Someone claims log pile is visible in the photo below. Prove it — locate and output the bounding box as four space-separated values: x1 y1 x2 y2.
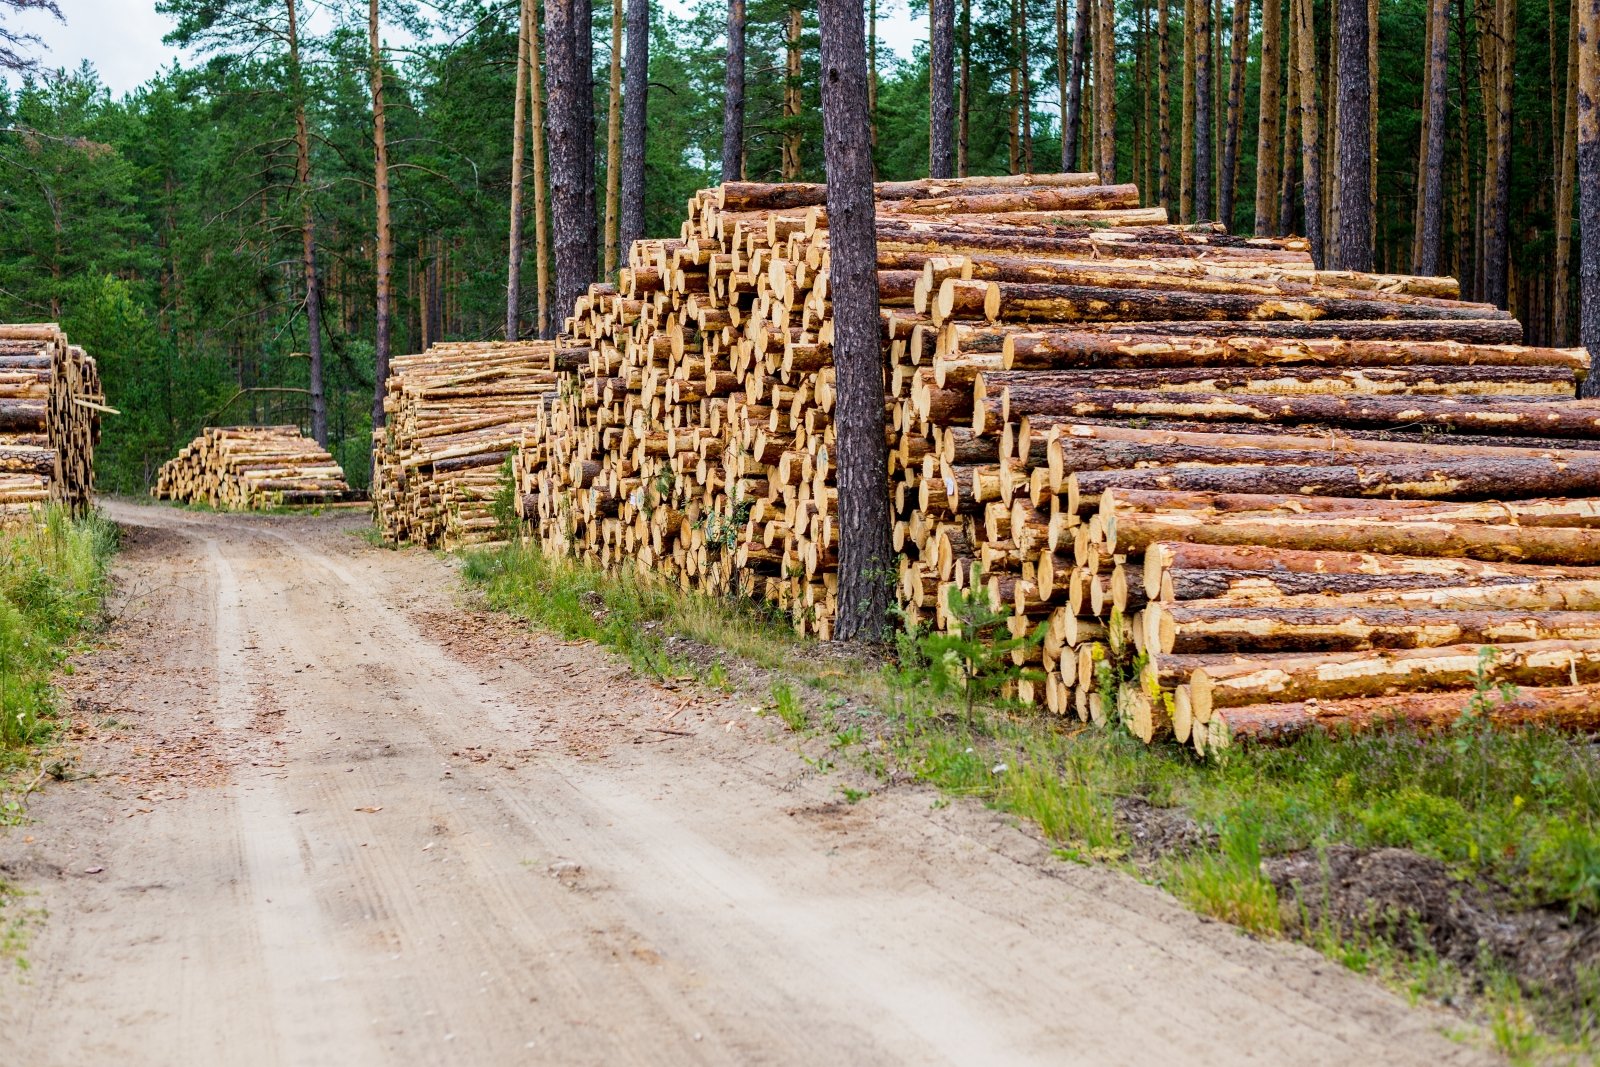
152 426 350 509
0 324 103 516
373 340 571 549
508 174 1600 750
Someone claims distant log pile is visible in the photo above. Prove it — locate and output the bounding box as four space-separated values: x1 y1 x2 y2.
373 340 570 549
153 426 350 509
503 174 1600 750
0 324 104 516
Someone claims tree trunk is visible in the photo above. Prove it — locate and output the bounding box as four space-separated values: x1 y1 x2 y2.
577 0 595 267
931 0 956 177
869 0 879 154
529 4 551 337
545 0 598 326
784 5 803 180
1069 0 1092 171
816 0 893 641
1181 0 1196 219
1483 0 1516 308
370 0 392 433
1158 0 1173 208
1291 0 1325 263
1253 0 1282 235
1219 0 1249 230
1579 0 1600 395
507 0 531 340
1010 0 1022 173
1333 0 1372 270
1555 10 1578 343
1278 0 1300 233
1058 0 1074 171
1021 0 1033 173
620 0 648 253
285 0 326 446
721 0 745 182
1096 0 1118 179
604 0 623 275
1190 0 1212 223
960 0 972 175
1412 0 1448 275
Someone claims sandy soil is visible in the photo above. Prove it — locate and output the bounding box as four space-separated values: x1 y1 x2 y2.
0 503 1496 1066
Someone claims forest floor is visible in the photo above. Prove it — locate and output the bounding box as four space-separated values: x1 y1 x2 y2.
0 503 1496 1066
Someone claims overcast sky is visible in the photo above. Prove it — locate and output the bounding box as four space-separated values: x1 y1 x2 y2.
5 0 927 97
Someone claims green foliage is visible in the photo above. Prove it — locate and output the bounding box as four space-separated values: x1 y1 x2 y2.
769 680 806 732
0 508 116 748
1164 814 1282 935
491 451 519 542
893 567 1043 722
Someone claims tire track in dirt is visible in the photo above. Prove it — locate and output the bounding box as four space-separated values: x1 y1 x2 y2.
0 504 1497 1066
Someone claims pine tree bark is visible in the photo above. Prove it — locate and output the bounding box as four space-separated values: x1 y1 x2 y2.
1483 0 1516 308
1278 0 1300 233
620 0 648 253
370 0 392 432
1554 8 1578 343
285 0 327 445
1580 0 1600 395
816 0 893 641
577 0 595 264
960 0 973 174
1254 0 1283 234
931 0 956 177
1333 0 1373 270
507 0 531 340
545 0 598 326
721 0 745 181
1181 0 1195 218
1219 0 1249 230
784 6 803 179
1058 0 1073 170
1069 0 1092 170
1158 0 1173 208
529 5 551 337
604 0 623 275
1412 0 1448 275
1010 0 1022 173
1291 0 1325 263
1192 0 1213 219
1096 0 1118 178
1021 0 1033 172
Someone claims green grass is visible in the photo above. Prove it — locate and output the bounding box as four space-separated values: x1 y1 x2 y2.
0 508 118 752
461 543 1600 1055
461 542 799 679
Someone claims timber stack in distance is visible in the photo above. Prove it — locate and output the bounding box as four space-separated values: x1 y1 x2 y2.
372 340 576 549
153 426 350 509
0 323 103 516
502 173 1600 750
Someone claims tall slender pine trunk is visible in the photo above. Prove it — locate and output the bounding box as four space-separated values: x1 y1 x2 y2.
370 0 392 436
1254 0 1283 233
507 0 531 340
722 0 745 181
620 0 648 253
960 0 972 174
1292 0 1325 263
1578 0 1600 395
604 0 623 275
1333 0 1373 270
1096 0 1117 178
1158 0 1173 207
931 0 956 177
545 0 598 325
1219 0 1249 229
529 4 551 337
1192 0 1213 218
285 0 327 445
815 0 892 641
1068 0 1091 170
1554 6 1578 343
783 6 803 179
1413 0 1449 275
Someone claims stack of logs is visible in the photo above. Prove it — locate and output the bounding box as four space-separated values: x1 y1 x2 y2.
153 426 350 508
373 340 575 549
511 174 1600 749
0 324 103 516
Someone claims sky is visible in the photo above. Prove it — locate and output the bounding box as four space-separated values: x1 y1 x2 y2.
5 0 928 97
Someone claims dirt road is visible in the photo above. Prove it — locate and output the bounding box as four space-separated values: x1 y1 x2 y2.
0 503 1492 1065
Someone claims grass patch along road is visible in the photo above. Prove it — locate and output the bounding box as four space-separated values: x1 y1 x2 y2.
464 541 1600 1062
